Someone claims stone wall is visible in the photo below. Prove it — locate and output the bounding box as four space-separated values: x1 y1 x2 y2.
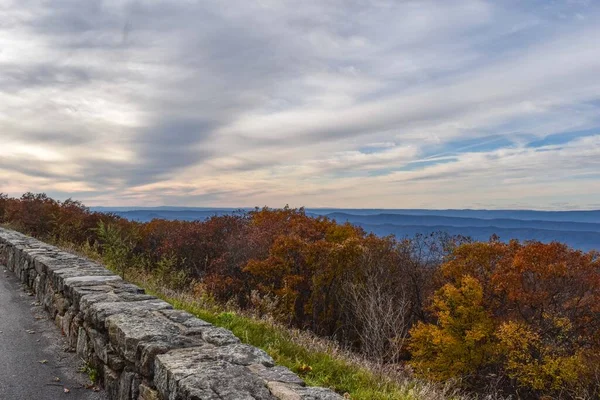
0 228 342 400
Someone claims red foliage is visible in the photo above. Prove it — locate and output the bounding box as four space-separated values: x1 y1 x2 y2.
6 193 598 397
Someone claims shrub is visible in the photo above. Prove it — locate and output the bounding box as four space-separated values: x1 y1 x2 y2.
410 240 600 397
408 275 498 382
95 220 137 279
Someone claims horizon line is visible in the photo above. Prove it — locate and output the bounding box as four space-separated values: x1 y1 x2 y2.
89 206 600 213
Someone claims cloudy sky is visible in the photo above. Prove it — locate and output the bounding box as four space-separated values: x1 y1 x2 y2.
1 0 599 209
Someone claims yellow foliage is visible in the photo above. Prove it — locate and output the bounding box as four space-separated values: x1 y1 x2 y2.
498 320 587 392
408 275 498 381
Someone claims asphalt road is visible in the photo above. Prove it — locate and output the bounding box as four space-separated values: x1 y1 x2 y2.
0 265 107 400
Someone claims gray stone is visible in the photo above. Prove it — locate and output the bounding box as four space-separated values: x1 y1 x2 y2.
267 382 303 400
207 343 275 367
155 352 277 400
200 326 241 346
106 311 209 378
117 371 138 400
137 338 206 378
85 299 172 328
293 387 344 399
103 366 120 400
106 312 181 364
76 326 92 361
248 364 305 386
159 309 213 330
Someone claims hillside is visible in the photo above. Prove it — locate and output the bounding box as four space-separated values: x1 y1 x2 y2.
3 194 600 399
96 207 600 252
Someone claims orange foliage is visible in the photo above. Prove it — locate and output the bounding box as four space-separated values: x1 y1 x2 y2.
411 239 600 397
3 193 598 398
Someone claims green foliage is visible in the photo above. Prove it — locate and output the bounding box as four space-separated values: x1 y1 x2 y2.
95 220 136 279
152 253 190 289
79 363 99 384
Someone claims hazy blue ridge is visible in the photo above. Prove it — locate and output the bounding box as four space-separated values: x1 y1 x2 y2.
93 207 600 223
326 213 600 232
105 209 248 222
355 223 600 252
311 209 600 223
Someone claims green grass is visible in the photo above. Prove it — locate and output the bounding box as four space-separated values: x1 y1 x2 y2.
79 363 99 384
146 289 420 400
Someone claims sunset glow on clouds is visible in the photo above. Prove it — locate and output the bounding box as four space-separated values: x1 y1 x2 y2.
1 0 599 209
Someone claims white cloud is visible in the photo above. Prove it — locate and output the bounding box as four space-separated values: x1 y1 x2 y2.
0 0 599 209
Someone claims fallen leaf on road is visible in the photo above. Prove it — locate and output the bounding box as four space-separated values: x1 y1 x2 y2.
39 359 48 364
54 377 61 382
84 383 100 392
26 329 36 334
63 387 70 393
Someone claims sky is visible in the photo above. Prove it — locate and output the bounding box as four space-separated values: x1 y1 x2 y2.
1 0 600 210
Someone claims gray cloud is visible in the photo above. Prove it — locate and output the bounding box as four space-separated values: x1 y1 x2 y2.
1 0 600 208
130 118 215 185
0 158 68 181
0 64 92 92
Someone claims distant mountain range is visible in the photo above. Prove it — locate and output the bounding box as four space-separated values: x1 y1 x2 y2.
91 207 600 252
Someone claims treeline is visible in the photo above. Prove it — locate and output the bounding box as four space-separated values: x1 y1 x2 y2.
1 192 599 399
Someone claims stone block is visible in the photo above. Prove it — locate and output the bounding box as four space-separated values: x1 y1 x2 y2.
248 364 305 386
77 326 92 361
205 343 275 367
200 326 241 346
267 382 302 400
84 299 172 328
155 352 276 400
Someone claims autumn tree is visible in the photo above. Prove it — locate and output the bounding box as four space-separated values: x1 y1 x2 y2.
4 192 60 237
411 239 600 397
345 235 412 362
0 193 8 223
409 275 498 382
491 242 600 396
